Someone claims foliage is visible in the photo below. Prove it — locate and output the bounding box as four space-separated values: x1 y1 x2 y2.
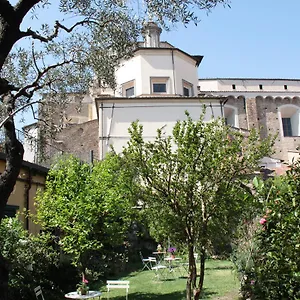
35 153 137 275
123 110 274 300
0 217 68 300
233 163 300 300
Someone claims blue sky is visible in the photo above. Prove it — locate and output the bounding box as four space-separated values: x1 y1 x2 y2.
14 0 300 128
161 0 300 79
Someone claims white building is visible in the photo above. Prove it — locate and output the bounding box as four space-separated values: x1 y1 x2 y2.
94 22 223 159
22 23 300 173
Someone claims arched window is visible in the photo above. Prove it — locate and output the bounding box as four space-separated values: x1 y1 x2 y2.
279 105 300 137
224 105 239 128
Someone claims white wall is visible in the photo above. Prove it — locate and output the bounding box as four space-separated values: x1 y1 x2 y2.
23 126 38 163
98 99 222 158
198 78 300 94
115 49 199 97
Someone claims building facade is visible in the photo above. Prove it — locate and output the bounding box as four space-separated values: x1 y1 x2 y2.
198 78 300 163
22 23 300 172
0 153 48 234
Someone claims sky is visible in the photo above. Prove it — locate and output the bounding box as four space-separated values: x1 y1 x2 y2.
13 0 300 129
161 0 300 79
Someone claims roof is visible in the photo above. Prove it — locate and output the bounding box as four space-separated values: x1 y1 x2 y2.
135 47 203 67
198 78 300 82
0 152 49 174
95 95 225 103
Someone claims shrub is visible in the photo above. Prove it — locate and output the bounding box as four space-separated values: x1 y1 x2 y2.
233 163 300 299
0 217 77 300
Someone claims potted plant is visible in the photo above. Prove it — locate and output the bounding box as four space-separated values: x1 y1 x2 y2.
77 273 89 295
168 247 176 259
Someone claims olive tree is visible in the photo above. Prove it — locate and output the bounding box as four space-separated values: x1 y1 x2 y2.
123 111 274 300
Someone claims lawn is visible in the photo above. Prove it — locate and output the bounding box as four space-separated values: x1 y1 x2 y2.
95 259 240 300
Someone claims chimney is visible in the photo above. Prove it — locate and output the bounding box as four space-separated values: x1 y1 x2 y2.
142 22 162 48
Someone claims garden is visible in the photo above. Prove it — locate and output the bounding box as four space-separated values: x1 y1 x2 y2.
1 114 299 300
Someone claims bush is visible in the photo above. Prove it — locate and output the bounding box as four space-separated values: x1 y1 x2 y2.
0 217 77 300
233 163 300 299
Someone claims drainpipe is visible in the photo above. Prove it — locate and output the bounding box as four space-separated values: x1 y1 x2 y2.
23 168 32 231
171 49 176 94
99 102 104 160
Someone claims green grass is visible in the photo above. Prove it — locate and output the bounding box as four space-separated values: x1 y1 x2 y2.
95 259 240 300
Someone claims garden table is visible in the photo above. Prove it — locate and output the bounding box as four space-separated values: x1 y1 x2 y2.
65 291 101 299
152 251 166 264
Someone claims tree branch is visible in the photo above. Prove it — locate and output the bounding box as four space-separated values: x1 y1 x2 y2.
13 58 74 98
20 19 102 43
0 100 40 129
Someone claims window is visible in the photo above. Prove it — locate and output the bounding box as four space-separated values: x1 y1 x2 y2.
151 77 169 94
284 84 288 90
282 118 292 136
259 84 263 90
183 87 190 96
182 80 193 97
279 105 300 137
122 80 135 97
232 84 236 90
224 105 239 127
125 86 134 97
4 205 19 217
153 83 166 93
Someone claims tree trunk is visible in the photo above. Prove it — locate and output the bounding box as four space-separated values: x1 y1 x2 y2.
0 254 8 300
195 246 206 300
0 94 24 300
186 243 197 300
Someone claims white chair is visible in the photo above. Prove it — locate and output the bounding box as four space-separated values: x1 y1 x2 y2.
151 264 168 280
139 252 152 270
148 256 157 268
34 286 45 300
106 280 129 300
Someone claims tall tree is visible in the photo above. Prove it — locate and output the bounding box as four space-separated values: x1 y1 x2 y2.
123 111 274 300
0 0 229 298
35 154 136 272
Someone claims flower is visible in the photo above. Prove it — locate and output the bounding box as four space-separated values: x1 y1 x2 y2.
167 247 176 254
259 218 267 225
77 273 89 295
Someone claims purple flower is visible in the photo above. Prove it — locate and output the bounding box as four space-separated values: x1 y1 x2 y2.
168 247 176 254
250 280 255 285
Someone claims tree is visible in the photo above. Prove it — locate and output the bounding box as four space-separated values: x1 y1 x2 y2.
123 111 274 300
35 154 137 273
0 0 229 297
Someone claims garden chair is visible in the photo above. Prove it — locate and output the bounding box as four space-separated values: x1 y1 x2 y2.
107 280 129 300
34 286 45 300
151 264 168 280
139 252 153 270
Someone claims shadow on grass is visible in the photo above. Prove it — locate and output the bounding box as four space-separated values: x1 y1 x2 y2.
103 289 217 300
205 265 233 270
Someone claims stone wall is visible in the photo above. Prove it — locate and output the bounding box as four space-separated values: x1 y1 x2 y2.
230 95 300 162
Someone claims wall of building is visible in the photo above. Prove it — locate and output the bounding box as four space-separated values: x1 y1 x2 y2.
115 49 198 97
0 157 48 234
97 97 223 158
225 95 300 163
199 79 300 93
